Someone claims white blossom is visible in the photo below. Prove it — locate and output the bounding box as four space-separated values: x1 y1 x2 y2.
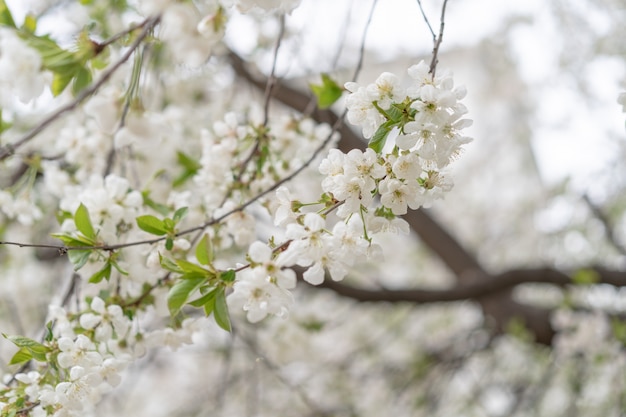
0 29 45 104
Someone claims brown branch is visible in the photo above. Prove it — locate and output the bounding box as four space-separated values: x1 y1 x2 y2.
306 266 626 345
311 267 626 303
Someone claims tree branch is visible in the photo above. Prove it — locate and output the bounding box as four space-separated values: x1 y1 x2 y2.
310 267 626 303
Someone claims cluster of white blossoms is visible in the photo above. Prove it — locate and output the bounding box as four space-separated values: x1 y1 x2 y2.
228 62 473 322
3 298 205 417
341 61 473 213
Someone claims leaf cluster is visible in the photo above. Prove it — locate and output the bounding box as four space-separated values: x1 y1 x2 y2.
159 236 234 332
369 99 416 153
136 206 188 250
0 0 108 96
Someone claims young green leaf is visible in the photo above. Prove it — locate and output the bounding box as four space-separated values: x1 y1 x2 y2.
176 259 211 275
165 238 174 251
74 203 96 240
72 66 92 95
136 215 168 235
21 13 37 33
159 254 184 274
68 249 91 271
386 103 404 123
89 262 112 283
310 73 343 109
220 269 236 283
368 124 392 153
9 348 32 365
167 276 206 316
203 295 217 317
111 259 129 275
213 288 232 332
51 233 95 247
141 190 170 216
173 151 201 187
51 70 75 97
0 0 16 28
3 334 50 362
173 206 188 224
189 287 217 308
195 233 213 266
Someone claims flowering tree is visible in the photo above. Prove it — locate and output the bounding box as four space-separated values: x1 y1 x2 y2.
0 0 625 416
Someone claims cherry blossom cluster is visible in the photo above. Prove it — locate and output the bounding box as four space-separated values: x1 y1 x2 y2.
1 299 205 417
228 63 472 323
342 61 473 214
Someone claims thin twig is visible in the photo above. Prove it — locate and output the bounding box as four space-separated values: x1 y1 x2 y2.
331 0 355 69
429 0 449 76
231 13 287 188
352 0 379 82
263 13 286 127
0 15 160 161
583 194 626 257
416 0 436 40
99 19 153 49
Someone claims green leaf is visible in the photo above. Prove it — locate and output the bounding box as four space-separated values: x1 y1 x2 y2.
68 249 91 271
213 288 231 332
51 70 75 96
165 238 174 251
310 73 343 109
89 262 111 283
189 287 217 307
72 66 92 95
111 259 129 275
9 348 32 365
179 271 209 281
136 215 168 235
173 151 201 187
195 233 213 266
142 191 170 216
173 206 188 224
0 0 16 28
386 103 404 123
74 203 96 240
20 32 96 97
572 268 600 285
50 233 94 247
159 254 184 274
21 13 36 33
3 334 49 362
220 269 236 283
203 294 217 316
44 321 54 342
176 259 210 275
163 217 175 231
167 276 206 316
368 124 391 153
